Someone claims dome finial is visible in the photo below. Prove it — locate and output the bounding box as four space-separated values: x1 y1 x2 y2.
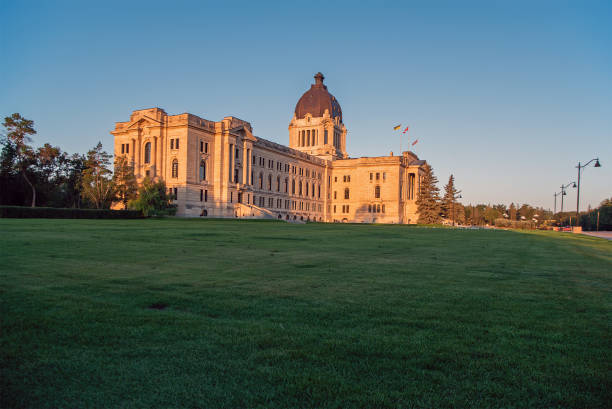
314 72 324 85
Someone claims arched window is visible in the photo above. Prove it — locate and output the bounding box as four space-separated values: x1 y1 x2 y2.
199 161 206 181
259 173 263 189
292 179 295 194
268 174 272 190
144 142 151 164
375 185 380 198
344 188 350 199
171 160 178 178
277 176 281 192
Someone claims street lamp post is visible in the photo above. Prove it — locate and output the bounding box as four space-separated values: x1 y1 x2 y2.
575 158 601 227
553 191 561 215
451 191 462 226
559 181 576 214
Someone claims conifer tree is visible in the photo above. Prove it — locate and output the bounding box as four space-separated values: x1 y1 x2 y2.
81 142 115 209
2 113 37 207
113 155 137 209
441 174 459 221
416 164 441 224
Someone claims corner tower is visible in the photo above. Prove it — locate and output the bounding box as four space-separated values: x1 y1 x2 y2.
289 73 348 160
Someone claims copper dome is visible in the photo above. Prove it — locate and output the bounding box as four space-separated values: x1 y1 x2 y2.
294 73 342 122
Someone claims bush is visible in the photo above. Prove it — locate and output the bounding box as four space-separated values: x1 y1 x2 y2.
494 218 536 229
128 178 176 217
0 206 143 219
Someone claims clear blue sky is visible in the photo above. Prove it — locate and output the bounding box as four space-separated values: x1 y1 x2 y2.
1 0 610 210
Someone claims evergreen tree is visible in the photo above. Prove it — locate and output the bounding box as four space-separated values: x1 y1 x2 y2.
113 155 137 209
2 113 37 206
81 142 115 209
416 164 441 224
441 174 459 223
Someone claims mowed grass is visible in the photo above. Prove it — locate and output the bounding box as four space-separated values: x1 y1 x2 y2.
0 219 610 409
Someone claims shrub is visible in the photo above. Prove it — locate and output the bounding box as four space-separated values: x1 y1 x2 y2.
0 206 143 219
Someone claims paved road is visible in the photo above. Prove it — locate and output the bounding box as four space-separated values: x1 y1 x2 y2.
581 231 612 240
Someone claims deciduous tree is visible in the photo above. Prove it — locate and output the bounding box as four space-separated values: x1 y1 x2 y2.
128 178 176 217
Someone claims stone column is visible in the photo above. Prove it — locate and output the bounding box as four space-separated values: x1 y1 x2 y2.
155 136 162 179
135 137 141 178
130 139 136 166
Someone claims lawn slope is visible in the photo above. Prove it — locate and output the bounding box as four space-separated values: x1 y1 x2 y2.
1 219 610 408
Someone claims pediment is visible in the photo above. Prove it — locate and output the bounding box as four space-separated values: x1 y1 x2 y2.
230 124 257 142
125 115 162 129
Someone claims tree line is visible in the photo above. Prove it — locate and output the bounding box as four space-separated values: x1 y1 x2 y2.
1 113 174 216
415 164 608 230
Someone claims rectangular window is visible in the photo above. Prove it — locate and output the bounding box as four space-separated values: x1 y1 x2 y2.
376 172 380 180
176 139 179 149
370 173 373 181
200 141 204 153
253 155 256 165
205 190 208 202
230 192 233 203
334 191 337 199
121 144 125 154
205 142 208 153
333 205 336 213
173 187 178 199
200 189 203 202
170 139 174 149
126 144 129 154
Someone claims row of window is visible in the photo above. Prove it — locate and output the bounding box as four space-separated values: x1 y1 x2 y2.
369 204 386 213
252 154 321 180
120 143 130 154
333 205 350 214
170 138 180 150
329 186 381 200
253 173 321 198
200 141 209 154
252 195 322 212
370 172 386 181
298 129 320 147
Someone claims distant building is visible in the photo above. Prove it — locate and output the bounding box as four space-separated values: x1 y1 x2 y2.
111 73 426 223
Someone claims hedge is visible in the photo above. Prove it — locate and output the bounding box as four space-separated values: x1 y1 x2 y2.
0 206 143 219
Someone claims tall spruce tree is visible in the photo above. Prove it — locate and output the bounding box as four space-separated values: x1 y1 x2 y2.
441 174 459 222
416 164 441 224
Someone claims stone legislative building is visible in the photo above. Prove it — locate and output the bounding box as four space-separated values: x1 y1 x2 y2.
111 73 426 223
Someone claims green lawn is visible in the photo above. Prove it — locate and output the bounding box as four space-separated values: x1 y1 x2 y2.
0 219 610 408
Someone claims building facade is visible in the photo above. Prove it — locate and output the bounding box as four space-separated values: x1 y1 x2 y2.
111 73 426 223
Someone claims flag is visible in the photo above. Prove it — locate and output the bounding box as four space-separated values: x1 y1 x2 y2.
393 124 401 130
402 126 409 134
412 139 418 146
